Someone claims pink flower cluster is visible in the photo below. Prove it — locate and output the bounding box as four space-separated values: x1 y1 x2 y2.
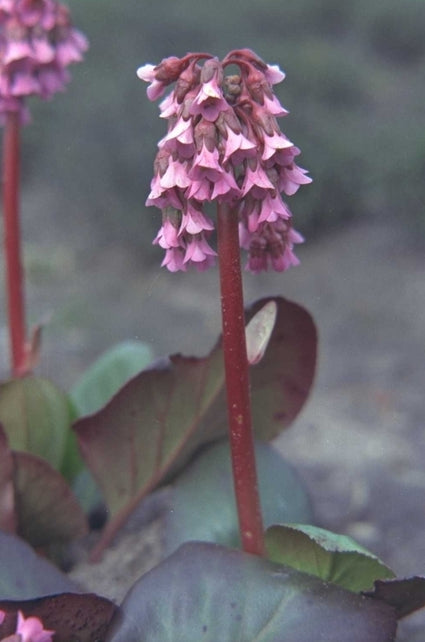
0 0 88 123
0 609 54 642
138 49 311 273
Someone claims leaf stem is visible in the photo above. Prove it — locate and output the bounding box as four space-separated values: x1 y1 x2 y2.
2 111 27 377
216 201 265 556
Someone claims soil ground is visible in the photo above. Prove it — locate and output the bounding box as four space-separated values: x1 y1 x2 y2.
1 211 424 640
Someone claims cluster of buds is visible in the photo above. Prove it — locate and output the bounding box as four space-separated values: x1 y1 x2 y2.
138 49 311 273
0 609 54 641
0 0 88 123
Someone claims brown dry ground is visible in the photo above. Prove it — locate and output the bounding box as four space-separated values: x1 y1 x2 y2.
1 212 424 640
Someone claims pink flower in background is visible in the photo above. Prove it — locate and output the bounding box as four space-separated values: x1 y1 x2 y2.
0 0 88 123
138 49 311 273
14 611 54 642
0 610 54 642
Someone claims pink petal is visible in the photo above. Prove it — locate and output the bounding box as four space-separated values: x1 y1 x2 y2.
161 247 187 272
136 63 156 82
265 64 286 85
242 164 275 195
4 40 32 64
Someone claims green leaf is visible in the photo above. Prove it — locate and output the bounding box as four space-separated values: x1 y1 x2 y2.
73 297 316 518
0 377 71 471
0 425 16 533
107 542 397 641
164 440 313 555
0 531 77 599
70 340 154 416
12 450 88 549
0 594 116 642
265 524 395 592
72 467 103 514
59 415 85 482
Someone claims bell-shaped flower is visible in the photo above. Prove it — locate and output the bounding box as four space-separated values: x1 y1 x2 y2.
139 49 311 273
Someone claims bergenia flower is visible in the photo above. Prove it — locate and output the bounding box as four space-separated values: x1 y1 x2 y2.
138 49 311 273
0 0 88 123
14 611 54 642
0 610 54 642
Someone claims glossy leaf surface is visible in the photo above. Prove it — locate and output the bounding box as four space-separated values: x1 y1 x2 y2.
107 542 397 641
74 297 316 517
266 524 395 592
164 440 313 555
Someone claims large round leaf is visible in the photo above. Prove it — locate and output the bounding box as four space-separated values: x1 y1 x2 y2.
164 440 313 555
107 542 397 641
73 297 316 522
0 377 71 471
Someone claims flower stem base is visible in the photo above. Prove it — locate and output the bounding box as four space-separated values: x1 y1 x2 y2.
216 201 265 556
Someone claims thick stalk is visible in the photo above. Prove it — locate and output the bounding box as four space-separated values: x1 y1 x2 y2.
2 111 26 377
216 201 264 556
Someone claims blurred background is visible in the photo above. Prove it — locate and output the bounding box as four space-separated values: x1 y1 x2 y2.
0 0 423 382
24 0 425 249
1 2 425 636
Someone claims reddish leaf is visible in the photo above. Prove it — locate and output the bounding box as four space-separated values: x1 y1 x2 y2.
12 452 88 548
0 425 17 533
0 593 117 642
73 297 316 520
365 576 425 619
248 297 317 430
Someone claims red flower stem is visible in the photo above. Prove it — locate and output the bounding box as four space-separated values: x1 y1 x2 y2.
216 201 265 556
2 111 26 377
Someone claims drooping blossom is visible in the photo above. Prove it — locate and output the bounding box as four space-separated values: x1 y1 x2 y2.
138 49 311 273
0 0 88 123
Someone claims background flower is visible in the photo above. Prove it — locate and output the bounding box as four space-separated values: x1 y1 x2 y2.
0 0 88 123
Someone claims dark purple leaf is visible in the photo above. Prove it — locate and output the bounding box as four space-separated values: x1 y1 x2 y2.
12 451 88 548
73 297 316 519
365 576 425 619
